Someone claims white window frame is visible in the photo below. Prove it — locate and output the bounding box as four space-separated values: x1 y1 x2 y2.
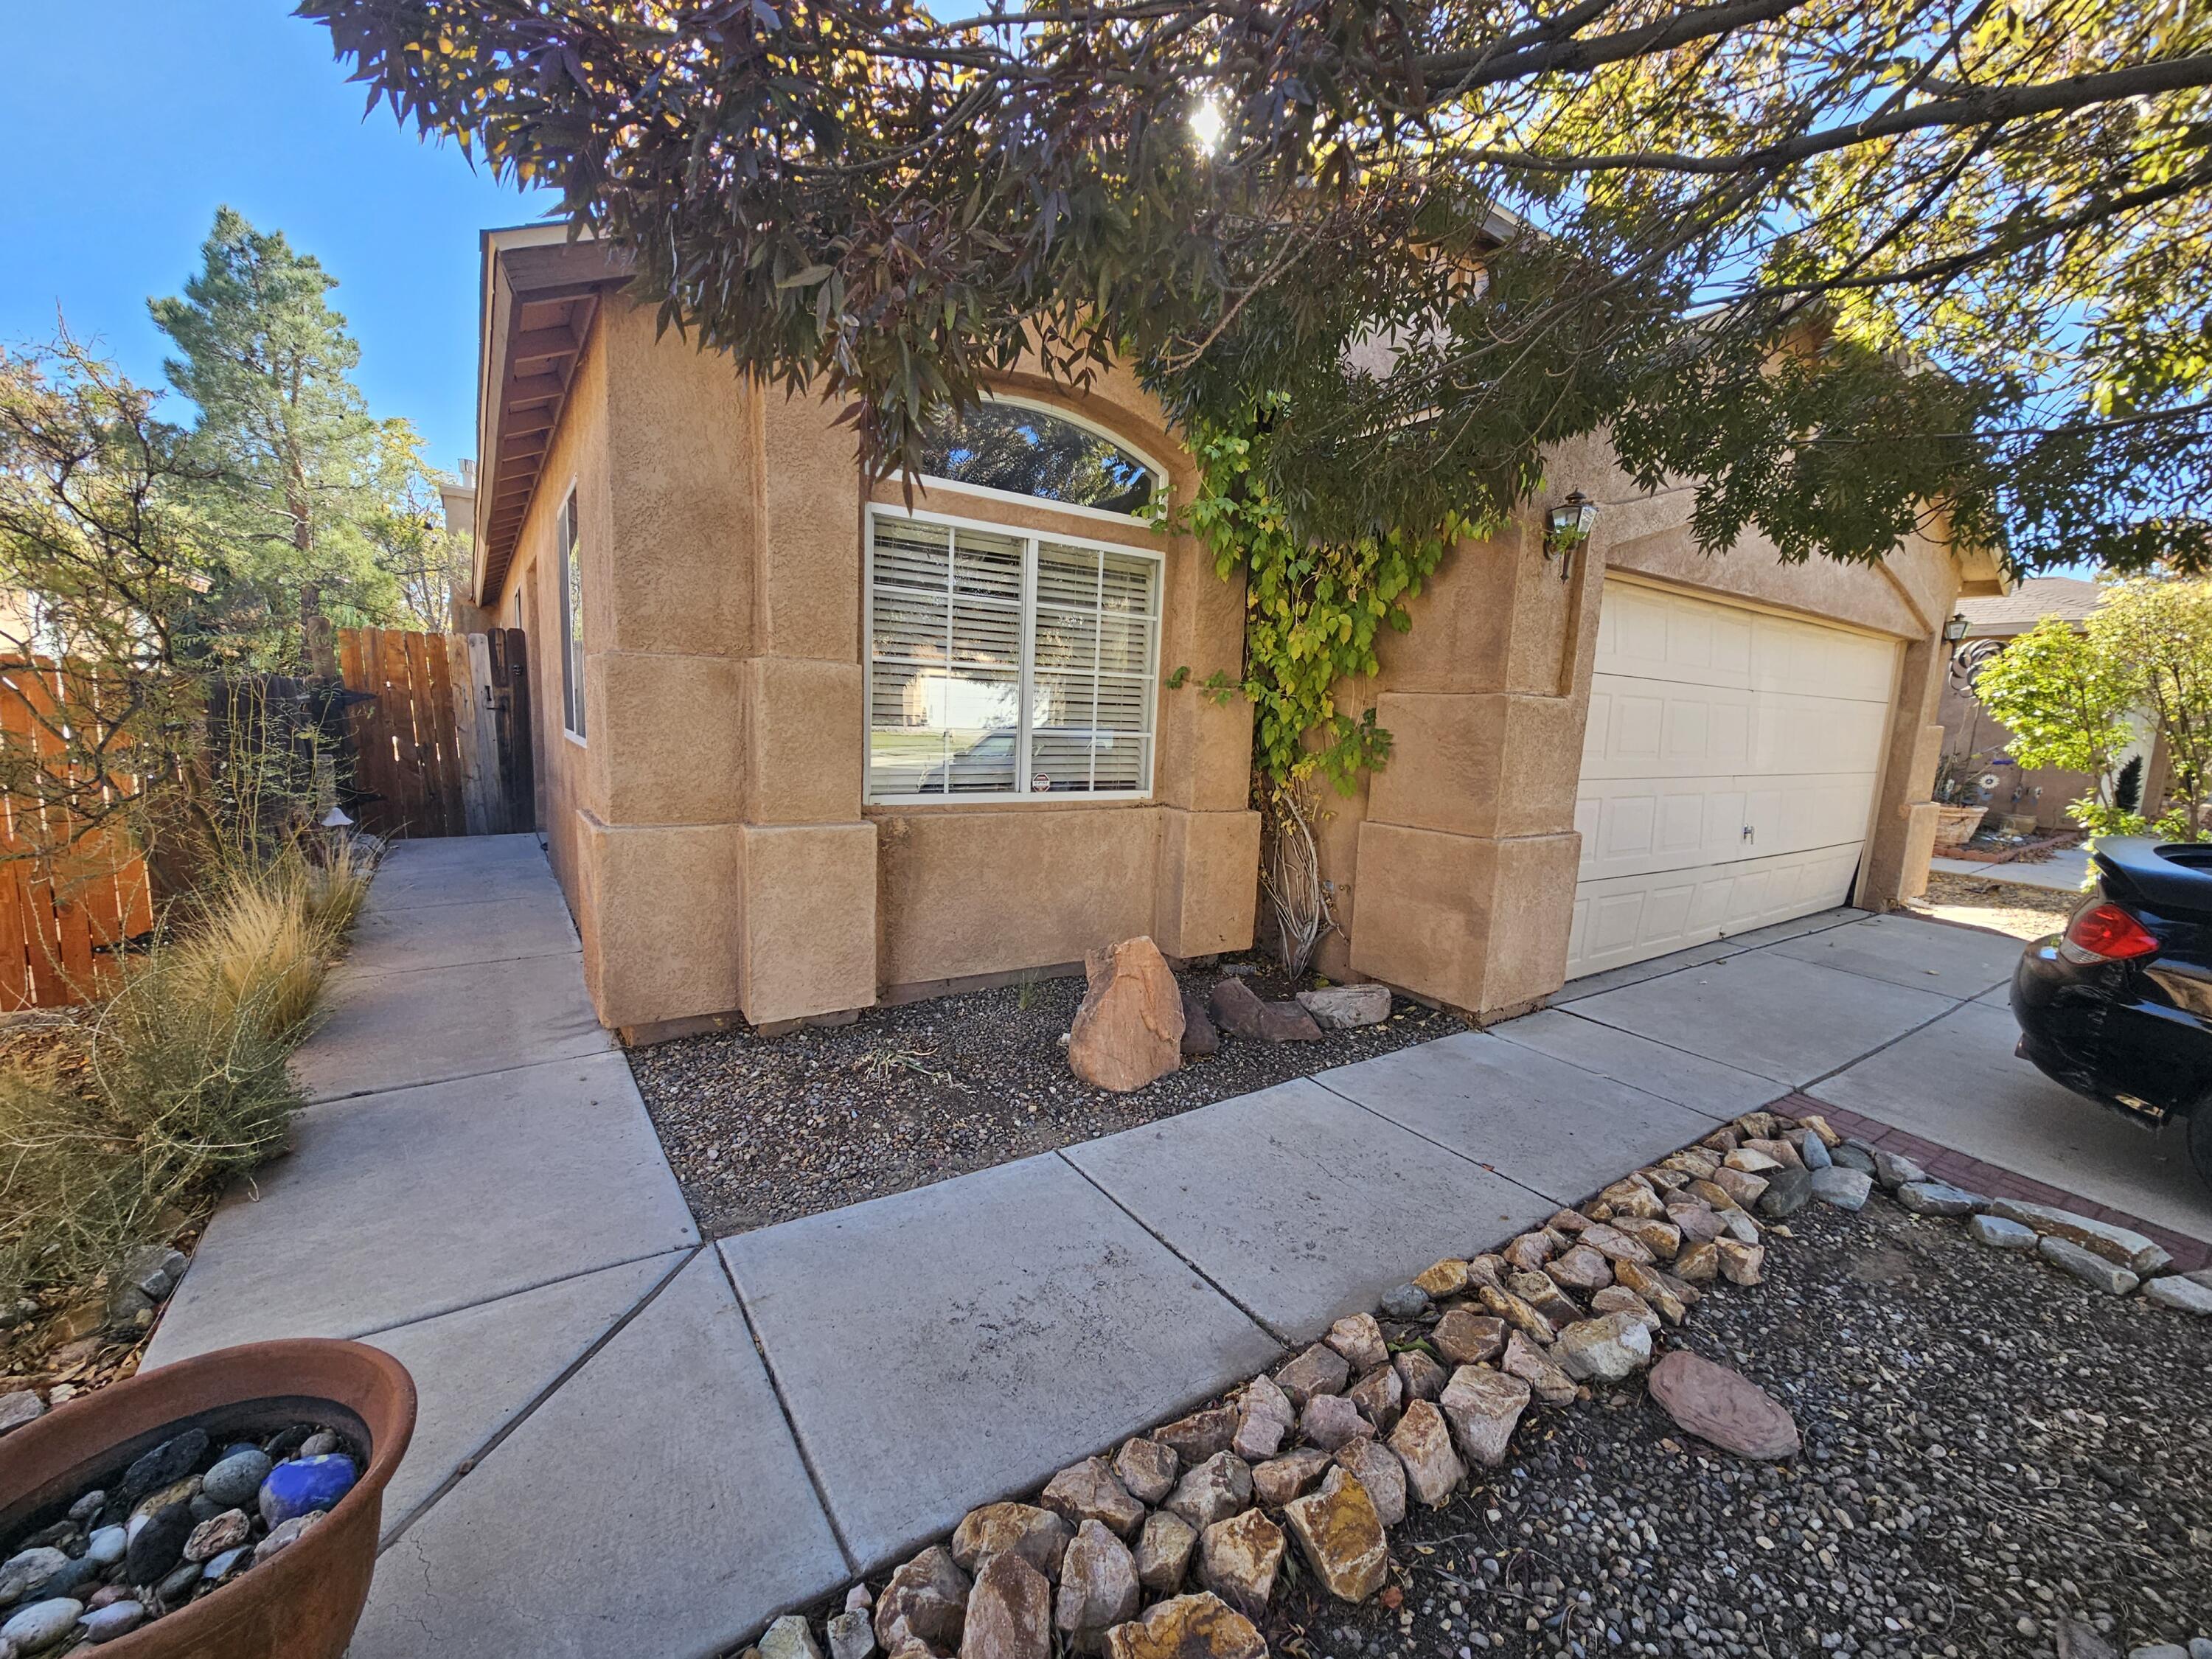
893 395 1169 529
863 503 1165 806
557 484 586 743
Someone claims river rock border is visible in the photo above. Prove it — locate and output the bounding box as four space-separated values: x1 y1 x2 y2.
738 1109 2212 1659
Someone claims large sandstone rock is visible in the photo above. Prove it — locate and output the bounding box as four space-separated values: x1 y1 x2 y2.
1387 1400 1467 1506
1055 1520 1141 1651
1101 1593 1266 1659
1612 1259 1686 1324
1332 1440 1407 1527
1283 1467 1388 1603
1133 1512 1197 1596
1438 1365 1531 1467
953 1503 1074 1579
1300 1393 1374 1451
1611 1217 1682 1260
1715 1241 1765 1286
1508 1270 1583 1327
1646 1349 1800 1459
1231 1376 1293 1461
1590 1285 1660 1333
1198 1509 1284 1618
875 1545 973 1650
1545 1244 1613 1293
1666 1202 1727 1243
1042 1458 1145 1538
1068 939 1185 1092
1411 1259 1471 1298
1210 977 1321 1043
961 1552 1052 1659
1164 1453 1253 1534
1295 984 1391 1030
1503 1231 1555 1272
1393 1349 1447 1402
1475 1284 1557 1344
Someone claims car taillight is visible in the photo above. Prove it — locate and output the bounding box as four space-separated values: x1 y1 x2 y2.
2060 901 2160 964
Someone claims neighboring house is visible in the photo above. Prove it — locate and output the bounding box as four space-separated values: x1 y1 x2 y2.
1938 577 2152 830
469 225 2003 1038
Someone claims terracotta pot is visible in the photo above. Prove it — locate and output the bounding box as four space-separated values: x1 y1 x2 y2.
0 1340 414 1659
1931 804 1988 849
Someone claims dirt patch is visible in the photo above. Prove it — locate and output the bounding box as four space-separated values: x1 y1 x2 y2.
627 961 1464 1237
1907 871 2079 942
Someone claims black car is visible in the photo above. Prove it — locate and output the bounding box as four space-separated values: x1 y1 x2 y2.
2011 836 2212 1187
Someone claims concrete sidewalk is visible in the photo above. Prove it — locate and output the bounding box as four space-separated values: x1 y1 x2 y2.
143 838 2212 1659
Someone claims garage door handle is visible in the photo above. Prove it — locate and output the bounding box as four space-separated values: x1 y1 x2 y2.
1742 825 1755 843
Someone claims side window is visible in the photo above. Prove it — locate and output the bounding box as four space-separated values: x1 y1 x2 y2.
557 490 585 740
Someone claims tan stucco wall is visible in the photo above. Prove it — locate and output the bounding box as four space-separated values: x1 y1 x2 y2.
492 303 1256 1032
1317 430 1958 1019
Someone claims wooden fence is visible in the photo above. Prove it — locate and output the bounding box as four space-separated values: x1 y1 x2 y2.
335 627 535 840
0 658 158 1012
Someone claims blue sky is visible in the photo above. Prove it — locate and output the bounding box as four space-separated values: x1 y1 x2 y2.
1 1 559 475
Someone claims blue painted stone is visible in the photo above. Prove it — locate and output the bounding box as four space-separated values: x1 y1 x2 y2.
257 1454 357 1528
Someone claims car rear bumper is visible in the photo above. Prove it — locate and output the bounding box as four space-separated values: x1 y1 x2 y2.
2011 938 2212 1122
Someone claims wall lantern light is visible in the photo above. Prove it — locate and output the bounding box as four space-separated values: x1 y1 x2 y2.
1941 611 1971 643
1543 490 1598 582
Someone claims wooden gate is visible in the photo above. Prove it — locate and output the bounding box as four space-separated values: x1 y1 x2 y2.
336 627 535 839
0 658 158 1011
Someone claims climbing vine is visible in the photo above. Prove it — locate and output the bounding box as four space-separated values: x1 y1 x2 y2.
1157 398 1475 975
1161 397 1469 804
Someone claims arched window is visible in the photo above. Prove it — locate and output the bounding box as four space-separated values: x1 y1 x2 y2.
917 400 1161 518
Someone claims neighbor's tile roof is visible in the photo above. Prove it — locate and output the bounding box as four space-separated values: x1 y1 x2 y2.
1958 575 2104 637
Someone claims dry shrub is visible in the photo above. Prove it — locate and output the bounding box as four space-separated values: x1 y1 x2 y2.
0 836 375 1305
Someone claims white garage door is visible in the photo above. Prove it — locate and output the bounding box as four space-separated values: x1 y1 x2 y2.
1568 578 1900 978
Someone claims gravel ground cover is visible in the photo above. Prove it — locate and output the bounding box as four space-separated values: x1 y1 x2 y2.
1907 873 2079 942
628 963 1459 1236
1300 1197 2212 1659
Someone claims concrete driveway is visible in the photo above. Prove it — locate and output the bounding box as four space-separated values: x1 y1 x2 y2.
142 841 2211 1659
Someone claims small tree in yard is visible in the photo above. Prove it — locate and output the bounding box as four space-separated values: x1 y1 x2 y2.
1975 580 2212 840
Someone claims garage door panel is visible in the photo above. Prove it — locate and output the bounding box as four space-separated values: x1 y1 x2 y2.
1570 579 1900 978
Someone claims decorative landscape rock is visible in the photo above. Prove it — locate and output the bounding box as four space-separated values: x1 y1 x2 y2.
1067 938 1184 1093
1500 1330 1577 1406
1112 1439 1179 1506
1229 1405 1284 1462
1178 989 1220 1058
1870 1149 1927 1189
1576 1223 1654 1267
1967 1214 2039 1250
1508 1270 1583 1327
877 1545 973 1650
1275 1343 1350 1405
1393 1349 1446 1401
1438 1365 1531 1467
2143 1274 2212 1314
1299 1392 1373 1451
199 1448 271 1510
1552 1312 1654 1383
1295 984 1391 1030
962 1551 1053 1659
3 1598 83 1654
257 1452 357 1527
1710 1166 1770 1208
1545 1244 1613 1291
1756 1168 1812 1217
1055 1520 1141 1650
1673 1241 1719 1282
829 1610 877 1659
953 1503 1074 1579
1897 1180 1983 1217
1133 1510 1197 1596
1613 1259 1686 1324
1411 1259 1470 1298
1716 1240 1767 1285
1610 1217 1683 1259
1283 1467 1388 1602
1197 1509 1283 1618
1475 1284 1557 1344
1989 1199 2174 1273
1388 1400 1467 1507
1666 1203 1727 1243
1102 1593 1267 1659
1164 1453 1253 1534
1345 1363 1403 1432
1590 1286 1660 1332
2039 1236 2140 1295
1378 1281 1430 1320
1251 1448 1333 1506
1209 977 1321 1043
765 1612 828 1659
1646 1349 1801 1459
1503 1231 1554 1271
1324 1312 1388 1372
1152 1407 1237 1466
0 1390 45 1439
1829 1140 1877 1175
1809 1166 1874 1211
1433 1307 1504 1366
1042 1458 1145 1538
1332 1439 1407 1527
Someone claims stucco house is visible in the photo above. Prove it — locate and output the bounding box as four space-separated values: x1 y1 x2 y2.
1938 575 2154 830
469 225 2003 1039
